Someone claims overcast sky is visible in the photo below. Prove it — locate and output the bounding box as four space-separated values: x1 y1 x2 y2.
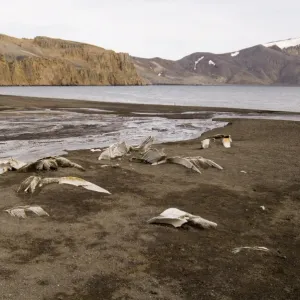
1 0 299 59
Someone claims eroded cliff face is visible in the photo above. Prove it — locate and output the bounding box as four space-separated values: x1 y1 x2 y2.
0 35 143 86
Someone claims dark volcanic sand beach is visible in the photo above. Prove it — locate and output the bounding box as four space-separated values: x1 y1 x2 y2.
0 95 300 300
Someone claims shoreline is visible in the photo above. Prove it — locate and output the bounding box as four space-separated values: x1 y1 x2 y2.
1 83 300 87
1 94 300 116
1 94 300 161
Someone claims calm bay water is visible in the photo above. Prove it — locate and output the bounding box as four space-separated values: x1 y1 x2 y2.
1 85 300 112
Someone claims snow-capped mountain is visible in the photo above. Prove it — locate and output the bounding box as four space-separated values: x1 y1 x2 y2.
264 37 300 49
132 37 300 85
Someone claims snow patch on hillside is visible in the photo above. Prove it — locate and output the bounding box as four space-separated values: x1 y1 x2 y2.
264 37 300 49
194 56 204 70
208 60 216 66
231 51 239 57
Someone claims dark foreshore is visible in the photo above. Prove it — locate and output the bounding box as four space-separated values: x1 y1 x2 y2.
0 94 299 299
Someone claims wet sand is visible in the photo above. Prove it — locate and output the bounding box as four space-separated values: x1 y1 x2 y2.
0 95 300 299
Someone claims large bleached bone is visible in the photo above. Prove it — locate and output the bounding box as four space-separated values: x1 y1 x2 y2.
18 156 85 172
5 205 49 218
0 158 27 174
98 142 130 160
17 176 110 194
148 208 217 229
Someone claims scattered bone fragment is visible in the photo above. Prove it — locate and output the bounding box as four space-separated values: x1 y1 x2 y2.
98 136 154 160
0 158 27 174
131 136 154 153
18 156 85 172
131 148 223 173
100 164 120 168
201 134 232 148
148 208 217 229
166 156 223 173
232 246 270 254
130 148 167 165
90 148 102 152
5 205 49 218
98 142 130 160
232 246 286 258
222 136 232 148
200 139 210 149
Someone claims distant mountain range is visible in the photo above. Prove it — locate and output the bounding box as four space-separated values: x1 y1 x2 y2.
132 38 300 85
0 34 300 86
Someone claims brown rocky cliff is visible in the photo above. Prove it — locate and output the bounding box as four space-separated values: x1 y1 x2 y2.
0 34 144 86
0 55 12 85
